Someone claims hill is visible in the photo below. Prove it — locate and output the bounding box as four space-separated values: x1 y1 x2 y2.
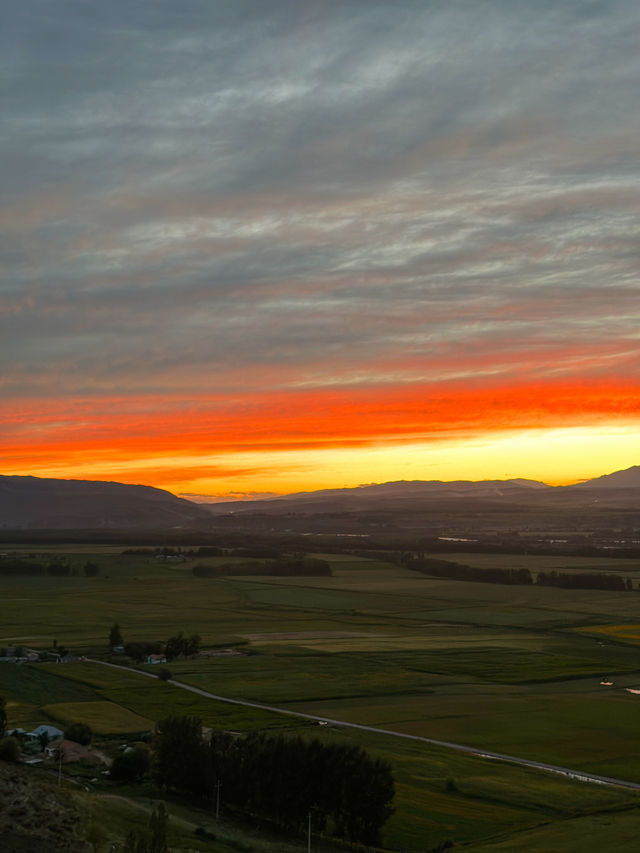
574 465 640 489
0 763 89 851
0 476 210 530
198 467 640 545
205 477 553 515
1 467 638 537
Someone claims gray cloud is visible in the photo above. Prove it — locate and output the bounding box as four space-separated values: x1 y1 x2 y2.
2 0 640 403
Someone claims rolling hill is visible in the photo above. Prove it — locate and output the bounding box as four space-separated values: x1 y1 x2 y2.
0 475 210 530
0 466 638 533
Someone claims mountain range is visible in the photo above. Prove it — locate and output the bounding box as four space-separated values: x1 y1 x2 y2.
0 466 638 530
204 466 640 515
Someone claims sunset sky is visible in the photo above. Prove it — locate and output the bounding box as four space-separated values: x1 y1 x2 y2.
2 1 639 500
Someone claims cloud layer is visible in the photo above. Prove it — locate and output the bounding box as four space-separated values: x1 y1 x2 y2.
2 1 639 492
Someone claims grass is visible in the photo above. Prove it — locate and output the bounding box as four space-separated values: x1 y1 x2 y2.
299 725 639 851
0 660 103 730
42 700 153 734
285 685 640 781
85 789 352 852
4 546 640 850
0 661 100 704
466 808 640 852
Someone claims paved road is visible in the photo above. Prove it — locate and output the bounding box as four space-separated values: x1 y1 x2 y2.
89 659 640 791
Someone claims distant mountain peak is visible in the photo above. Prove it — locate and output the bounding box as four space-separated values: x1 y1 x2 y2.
575 465 640 489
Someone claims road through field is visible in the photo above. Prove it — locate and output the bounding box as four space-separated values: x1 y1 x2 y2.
89 659 640 791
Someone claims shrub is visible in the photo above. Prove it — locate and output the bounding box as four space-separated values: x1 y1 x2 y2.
64 722 92 745
0 737 21 763
110 746 151 783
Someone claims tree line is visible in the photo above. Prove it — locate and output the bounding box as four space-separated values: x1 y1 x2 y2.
405 556 533 585
536 570 630 590
192 554 331 578
405 556 634 590
152 716 394 846
122 546 223 557
0 558 98 577
122 545 282 558
109 624 201 661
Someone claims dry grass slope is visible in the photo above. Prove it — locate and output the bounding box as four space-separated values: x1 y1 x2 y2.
0 763 89 852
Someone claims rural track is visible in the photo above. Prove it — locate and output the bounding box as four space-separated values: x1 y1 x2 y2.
88 659 640 791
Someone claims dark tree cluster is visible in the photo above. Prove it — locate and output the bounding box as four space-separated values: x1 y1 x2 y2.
116 626 200 661
152 716 395 846
153 716 207 796
0 558 76 577
406 556 533 586
109 623 123 647
64 722 92 745
0 736 20 763
83 561 99 577
124 641 163 661
122 546 223 557
537 570 628 590
165 631 201 660
0 559 43 575
193 555 331 578
212 731 395 845
110 745 151 783
406 556 633 591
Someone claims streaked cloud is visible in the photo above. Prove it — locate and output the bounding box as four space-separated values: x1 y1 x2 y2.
2 1 639 493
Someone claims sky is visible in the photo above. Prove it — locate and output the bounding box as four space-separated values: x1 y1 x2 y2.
2 0 639 500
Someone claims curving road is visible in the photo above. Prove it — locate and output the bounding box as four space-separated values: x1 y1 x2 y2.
88 659 640 791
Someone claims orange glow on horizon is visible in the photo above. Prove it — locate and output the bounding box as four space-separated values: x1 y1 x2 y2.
2 376 639 496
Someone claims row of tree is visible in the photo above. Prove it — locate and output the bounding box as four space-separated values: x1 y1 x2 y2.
121 545 282 558
0 558 97 577
122 546 223 557
152 716 394 845
109 623 201 661
537 570 630 590
192 555 331 578
165 631 201 659
405 556 634 590
405 556 534 585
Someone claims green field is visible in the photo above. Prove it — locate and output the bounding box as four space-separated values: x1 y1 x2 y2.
3 546 640 851
42 700 153 734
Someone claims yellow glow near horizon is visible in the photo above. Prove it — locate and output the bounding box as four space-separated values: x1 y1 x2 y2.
168 424 640 498
8 424 638 499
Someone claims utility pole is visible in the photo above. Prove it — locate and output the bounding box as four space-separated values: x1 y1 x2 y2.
307 809 311 853
57 743 62 787
216 779 221 820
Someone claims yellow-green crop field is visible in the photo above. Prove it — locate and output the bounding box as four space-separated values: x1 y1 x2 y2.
3 546 640 851
576 623 640 643
42 700 153 734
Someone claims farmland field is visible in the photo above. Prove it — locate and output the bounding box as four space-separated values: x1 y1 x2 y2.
2 545 640 850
